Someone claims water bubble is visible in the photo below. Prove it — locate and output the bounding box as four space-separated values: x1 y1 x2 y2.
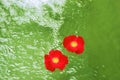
70 76 77 80
67 68 77 74
102 65 105 68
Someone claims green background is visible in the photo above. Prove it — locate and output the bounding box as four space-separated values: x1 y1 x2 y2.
0 0 120 80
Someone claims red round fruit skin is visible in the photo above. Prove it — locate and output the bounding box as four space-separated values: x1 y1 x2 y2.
63 35 85 54
44 50 68 72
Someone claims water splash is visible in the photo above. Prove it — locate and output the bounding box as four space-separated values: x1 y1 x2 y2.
0 0 66 79
1 0 65 28
0 0 66 49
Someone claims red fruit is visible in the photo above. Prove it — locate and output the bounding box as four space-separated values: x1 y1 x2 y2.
63 35 84 54
44 50 68 72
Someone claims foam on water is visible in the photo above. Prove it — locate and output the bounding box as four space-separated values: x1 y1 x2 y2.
0 0 95 80
0 0 65 29
0 0 66 49
0 0 66 79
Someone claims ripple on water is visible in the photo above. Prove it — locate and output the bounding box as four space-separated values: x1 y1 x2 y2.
0 0 67 80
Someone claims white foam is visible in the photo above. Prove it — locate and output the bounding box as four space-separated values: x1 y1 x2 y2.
1 0 66 30
0 0 66 48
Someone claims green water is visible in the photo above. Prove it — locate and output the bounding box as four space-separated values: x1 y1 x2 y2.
0 0 120 80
